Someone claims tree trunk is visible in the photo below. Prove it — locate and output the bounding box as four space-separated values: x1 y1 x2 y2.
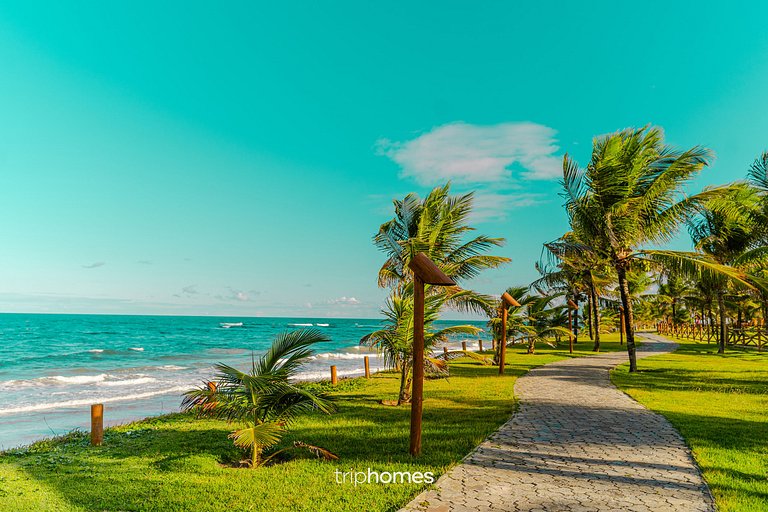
397 360 412 405
251 443 262 468
587 296 593 340
572 297 579 343
717 291 727 354
590 284 601 352
672 299 677 325
616 265 637 372
527 336 535 354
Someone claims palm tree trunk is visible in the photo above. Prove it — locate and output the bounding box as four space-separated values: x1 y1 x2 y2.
527 336 535 354
717 291 727 354
590 284 601 352
251 443 261 468
616 265 637 372
586 296 593 340
672 299 677 325
572 297 579 343
397 360 412 405
762 293 768 328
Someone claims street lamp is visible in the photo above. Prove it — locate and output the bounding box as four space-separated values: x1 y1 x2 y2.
407 252 456 457
567 299 578 354
498 292 521 375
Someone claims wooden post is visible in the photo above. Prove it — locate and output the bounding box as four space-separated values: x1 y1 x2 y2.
499 307 508 375
407 252 455 457
330 365 338 385
461 341 467 351
91 403 103 446
364 356 370 379
478 340 483 352
410 275 425 456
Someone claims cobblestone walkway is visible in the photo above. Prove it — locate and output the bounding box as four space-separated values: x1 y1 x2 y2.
402 334 714 512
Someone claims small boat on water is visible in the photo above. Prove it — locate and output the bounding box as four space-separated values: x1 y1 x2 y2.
220 322 244 328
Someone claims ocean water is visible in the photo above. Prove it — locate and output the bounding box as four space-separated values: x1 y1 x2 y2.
0 314 488 449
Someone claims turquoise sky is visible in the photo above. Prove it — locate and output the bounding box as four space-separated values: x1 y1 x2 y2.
1 1 767 318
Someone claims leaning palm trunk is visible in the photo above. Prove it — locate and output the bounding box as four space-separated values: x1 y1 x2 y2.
616 265 637 372
397 359 412 405
586 296 593 340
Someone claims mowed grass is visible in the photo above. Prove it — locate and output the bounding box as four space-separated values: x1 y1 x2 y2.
612 337 768 512
0 338 628 512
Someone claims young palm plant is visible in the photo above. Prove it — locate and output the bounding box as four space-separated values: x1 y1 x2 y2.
182 329 337 468
361 287 482 405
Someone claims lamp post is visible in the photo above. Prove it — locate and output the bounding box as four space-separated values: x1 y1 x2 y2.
498 292 521 375
567 299 578 354
407 252 456 457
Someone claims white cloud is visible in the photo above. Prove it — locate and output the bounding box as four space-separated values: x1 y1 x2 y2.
376 121 563 185
329 296 360 305
469 192 545 222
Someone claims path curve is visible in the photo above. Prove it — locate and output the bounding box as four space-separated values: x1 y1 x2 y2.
402 334 714 512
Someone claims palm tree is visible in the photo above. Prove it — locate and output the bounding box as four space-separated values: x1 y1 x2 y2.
537 231 612 352
367 183 508 400
522 292 575 354
562 126 739 371
746 151 768 321
688 186 765 352
488 286 572 355
656 270 692 325
487 286 532 359
361 287 481 405
182 329 337 468
374 184 510 296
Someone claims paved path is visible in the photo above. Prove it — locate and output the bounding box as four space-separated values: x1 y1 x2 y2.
402 334 714 512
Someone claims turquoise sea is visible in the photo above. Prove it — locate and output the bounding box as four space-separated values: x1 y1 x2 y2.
0 314 488 449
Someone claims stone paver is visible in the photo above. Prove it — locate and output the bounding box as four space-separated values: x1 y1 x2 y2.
402 334 714 512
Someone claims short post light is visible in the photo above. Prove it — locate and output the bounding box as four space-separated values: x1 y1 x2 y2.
498 292 521 375
407 252 456 457
567 299 579 354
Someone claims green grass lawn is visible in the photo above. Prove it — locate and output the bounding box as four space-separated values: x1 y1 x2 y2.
0 338 627 512
612 337 768 512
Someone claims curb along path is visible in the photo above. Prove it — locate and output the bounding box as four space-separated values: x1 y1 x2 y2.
402 334 714 512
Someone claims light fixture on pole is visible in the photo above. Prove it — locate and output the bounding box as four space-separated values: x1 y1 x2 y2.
407 252 456 457
567 299 578 354
498 292 521 375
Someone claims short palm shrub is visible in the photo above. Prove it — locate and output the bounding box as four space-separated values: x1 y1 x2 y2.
182 328 337 468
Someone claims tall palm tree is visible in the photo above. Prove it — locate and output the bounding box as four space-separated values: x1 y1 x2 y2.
182 329 337 468
537 231 612 352
374 184 510 297
562 126 739 371
367 183 509 399
688 186 765 352
361 287 481 405
746 151 768 321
